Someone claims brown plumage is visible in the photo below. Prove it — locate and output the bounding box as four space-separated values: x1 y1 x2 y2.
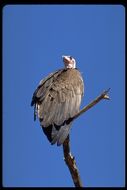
31 56 84 146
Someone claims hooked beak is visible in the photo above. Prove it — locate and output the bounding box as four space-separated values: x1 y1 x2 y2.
62 55 70 64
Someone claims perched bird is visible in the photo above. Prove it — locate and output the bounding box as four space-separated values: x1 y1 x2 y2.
31 55 84 146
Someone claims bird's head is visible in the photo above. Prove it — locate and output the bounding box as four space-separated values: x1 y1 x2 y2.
62 55 76 69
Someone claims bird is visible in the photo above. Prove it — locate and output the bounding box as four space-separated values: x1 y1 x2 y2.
31 55 84 146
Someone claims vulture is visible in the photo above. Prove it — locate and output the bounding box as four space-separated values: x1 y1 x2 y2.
31 55 84 146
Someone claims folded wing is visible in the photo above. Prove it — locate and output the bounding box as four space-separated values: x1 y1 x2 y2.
31 68 84 145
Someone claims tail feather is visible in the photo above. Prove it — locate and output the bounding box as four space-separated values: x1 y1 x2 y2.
52 124 71 146
42 123 72 146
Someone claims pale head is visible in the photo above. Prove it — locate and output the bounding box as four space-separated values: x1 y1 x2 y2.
62 55 76 69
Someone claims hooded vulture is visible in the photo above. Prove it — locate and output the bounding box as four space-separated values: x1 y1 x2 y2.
31 55 84 146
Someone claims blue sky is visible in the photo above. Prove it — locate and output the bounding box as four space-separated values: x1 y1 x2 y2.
3 5 125 187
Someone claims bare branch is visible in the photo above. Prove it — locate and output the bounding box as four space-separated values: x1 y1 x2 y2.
63 135 83 187
67 88 110 124
63 88 110 187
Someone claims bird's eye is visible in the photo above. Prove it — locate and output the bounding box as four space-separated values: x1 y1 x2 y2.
70 56 72 60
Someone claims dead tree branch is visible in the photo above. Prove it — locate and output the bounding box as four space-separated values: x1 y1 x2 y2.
66 88 110 124
63 135 83 187
63 88 110 187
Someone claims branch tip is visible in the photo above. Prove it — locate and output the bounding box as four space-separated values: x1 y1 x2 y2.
103 94 110 100
104 88 111 94
103 88 111 100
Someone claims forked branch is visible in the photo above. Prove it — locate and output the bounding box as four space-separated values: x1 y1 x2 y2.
63 88 110 187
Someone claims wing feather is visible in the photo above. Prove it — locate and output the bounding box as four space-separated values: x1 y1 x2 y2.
32 69 84 128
